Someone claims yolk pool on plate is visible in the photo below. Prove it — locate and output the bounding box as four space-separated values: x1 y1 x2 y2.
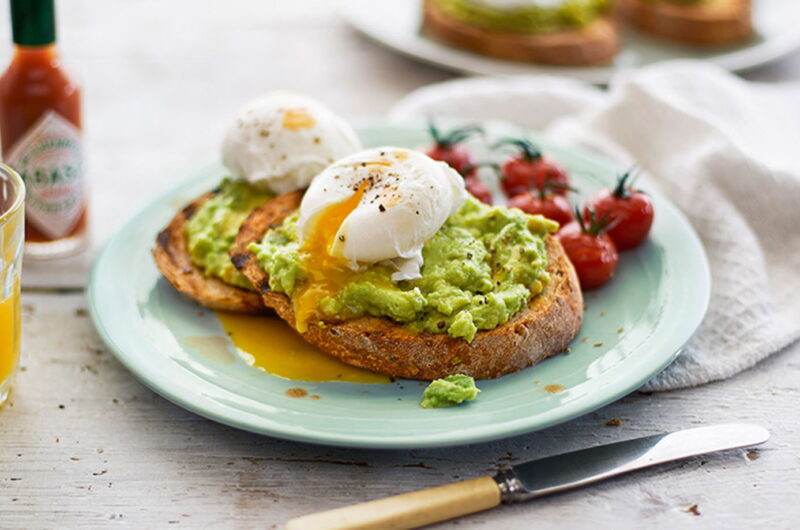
292 181 368 332
0 285 20 385
216 312 390 384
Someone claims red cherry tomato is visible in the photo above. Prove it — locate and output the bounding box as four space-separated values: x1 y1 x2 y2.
426 144 473 176
465 175 492 205
530 160 570 195
557 217 618 291
584 171 654 250
501 156 536 196
495 138 570 197
424 122 482 176
507 191 573 226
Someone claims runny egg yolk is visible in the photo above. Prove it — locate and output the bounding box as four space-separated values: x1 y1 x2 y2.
293 181 369 332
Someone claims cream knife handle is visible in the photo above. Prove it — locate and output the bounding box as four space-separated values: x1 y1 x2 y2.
284 476 500 530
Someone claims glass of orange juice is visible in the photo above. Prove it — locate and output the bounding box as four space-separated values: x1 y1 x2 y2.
0 163 24 406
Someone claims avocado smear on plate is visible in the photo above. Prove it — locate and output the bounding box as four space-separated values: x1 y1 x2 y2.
421 374 480 408
185 178 272 290
251 196 558 341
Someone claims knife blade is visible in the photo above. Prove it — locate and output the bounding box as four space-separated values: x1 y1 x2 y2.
285 423 769 530
494 423 769 502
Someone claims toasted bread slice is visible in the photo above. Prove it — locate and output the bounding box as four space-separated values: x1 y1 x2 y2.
232 192 583 380
229 190 305 296
618 0 752 46
421 0 619 66
153 193 266 314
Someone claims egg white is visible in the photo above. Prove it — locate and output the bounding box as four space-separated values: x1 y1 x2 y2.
297 147 468 281
221 91 361 194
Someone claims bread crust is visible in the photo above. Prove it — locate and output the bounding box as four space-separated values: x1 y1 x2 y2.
618 0 752 45
229 190 305 295
152 193 267 314
421 0 619 66
233 192 584 380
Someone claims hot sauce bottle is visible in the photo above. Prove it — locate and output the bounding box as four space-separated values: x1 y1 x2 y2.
0 0 87 258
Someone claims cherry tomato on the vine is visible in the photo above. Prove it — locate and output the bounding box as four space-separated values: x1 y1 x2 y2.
584 170 654 251
507 189 573 226
529 159 570 195
465 175 493 205
557 208 618 290
494 138 570 197
424 122 482 176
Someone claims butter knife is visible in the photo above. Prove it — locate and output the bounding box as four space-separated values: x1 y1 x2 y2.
285 423 769 530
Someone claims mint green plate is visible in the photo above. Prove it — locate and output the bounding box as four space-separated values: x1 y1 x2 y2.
88 123 710 449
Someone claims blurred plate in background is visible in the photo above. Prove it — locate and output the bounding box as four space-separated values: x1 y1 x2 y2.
340 0 800 84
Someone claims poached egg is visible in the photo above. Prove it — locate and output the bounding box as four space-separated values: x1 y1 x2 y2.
221 92 361 194
292 147 468 331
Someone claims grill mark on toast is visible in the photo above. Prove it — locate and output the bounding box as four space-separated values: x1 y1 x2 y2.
231 252 251 270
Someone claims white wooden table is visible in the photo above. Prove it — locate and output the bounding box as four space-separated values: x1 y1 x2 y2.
3 2 799 528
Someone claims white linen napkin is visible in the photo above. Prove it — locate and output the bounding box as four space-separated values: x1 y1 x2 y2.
389 61 800 391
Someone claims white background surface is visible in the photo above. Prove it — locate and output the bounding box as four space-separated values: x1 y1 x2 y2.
2 1 799 528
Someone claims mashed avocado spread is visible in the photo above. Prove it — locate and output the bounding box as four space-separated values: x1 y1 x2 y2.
433 0 610 33
250 196 558 341
421 374 480 408
642 0 705 4
186 178 271 290
643 0 705 4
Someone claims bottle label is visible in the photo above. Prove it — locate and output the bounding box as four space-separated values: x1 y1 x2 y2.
6 111 84 240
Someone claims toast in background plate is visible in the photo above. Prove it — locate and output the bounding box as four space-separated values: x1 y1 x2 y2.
618 0 753 46
422 0 620 66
